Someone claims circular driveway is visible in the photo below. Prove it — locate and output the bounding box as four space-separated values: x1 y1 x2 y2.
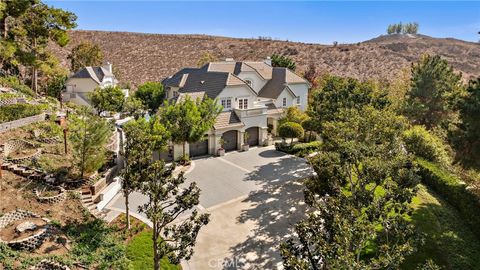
106 146 314 269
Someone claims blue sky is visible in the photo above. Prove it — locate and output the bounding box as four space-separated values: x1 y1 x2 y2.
45 1 480 44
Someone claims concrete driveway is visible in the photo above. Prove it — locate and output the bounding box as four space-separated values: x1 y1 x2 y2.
106 146 314 269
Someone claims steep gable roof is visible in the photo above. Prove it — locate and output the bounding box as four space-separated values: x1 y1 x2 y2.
70 66 115 84
164 60 307 100
257 67 307 99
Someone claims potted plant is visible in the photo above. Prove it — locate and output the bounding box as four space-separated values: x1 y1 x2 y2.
242 132 250 151
217 138 226 156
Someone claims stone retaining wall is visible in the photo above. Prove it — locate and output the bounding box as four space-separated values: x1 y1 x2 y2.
34 186 66 204
0 209 39 228
0 209 51 251
30 259 71 270
0 113 46 133
2 139 42 164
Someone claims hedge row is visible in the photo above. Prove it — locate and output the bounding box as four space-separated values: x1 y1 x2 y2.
416 158 480 239
275 141 322 157
0 103 45 123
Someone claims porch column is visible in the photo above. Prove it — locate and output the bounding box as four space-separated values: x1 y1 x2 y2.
238 131 244 149
259 127 269 146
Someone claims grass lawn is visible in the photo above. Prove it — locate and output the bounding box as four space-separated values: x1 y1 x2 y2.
402 185 480 269
126 230 181 270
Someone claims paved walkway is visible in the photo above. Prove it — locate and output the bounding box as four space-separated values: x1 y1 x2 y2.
106 146 314 269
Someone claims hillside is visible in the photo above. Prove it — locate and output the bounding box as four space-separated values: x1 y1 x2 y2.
50 30 480 87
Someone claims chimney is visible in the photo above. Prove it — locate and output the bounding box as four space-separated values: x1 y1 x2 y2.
104 62 112 73
264 56 272 66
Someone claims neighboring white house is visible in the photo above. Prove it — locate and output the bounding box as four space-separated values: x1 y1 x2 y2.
62 63 123 107
161 58 310 160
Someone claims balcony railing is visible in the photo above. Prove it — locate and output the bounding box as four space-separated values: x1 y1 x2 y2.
234 106 267 118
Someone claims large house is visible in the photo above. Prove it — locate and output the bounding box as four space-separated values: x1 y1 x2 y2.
162 58 310 160
62 63 121 107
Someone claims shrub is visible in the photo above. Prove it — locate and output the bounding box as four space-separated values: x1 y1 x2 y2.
275 140 322 157
416 158 480 239
278 122 304 144
278 106 309 127
0 103 44 123
403 125 451 165
0 76 34 96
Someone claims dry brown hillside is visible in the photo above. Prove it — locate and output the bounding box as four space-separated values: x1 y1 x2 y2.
50 30 480 87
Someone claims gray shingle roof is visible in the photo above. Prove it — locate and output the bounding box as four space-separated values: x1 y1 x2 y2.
257 68 287 99
71 66 114 84
162 68 199 87
163 60 307 100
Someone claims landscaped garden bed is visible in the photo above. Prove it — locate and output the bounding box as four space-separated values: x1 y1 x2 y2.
111 214 181 270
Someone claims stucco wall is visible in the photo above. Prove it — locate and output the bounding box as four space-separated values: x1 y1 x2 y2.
217 85 256 110
236 71 267 93
274 88 296 109
65 78 99 94
288 83 309 111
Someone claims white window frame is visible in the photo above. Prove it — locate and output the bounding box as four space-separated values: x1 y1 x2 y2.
282 97 287 107
238 98 248 110
220 98 232 110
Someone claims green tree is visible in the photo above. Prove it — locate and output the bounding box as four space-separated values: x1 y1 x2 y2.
134 82 164 113
197 52 217 67
387 67 411 113
138 160 209 270
68 41 104 72
278 106 309 127
403 22 419 34
89 86 125 114
159 96 221 161
403 125 451 165
387 24 396 34
404 54 463 129
451 78 480 168
69 106 111 178
44 74 67 98
278 122 304 144
122 96 145 119
308 75 389 133
12 2 77 93
281 107 419 269
396 22 403 34
121 118 169 229
301 117 316 142
271 53 296 71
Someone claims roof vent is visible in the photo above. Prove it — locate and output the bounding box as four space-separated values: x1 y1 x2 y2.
225 58 235 62
200 80 205 84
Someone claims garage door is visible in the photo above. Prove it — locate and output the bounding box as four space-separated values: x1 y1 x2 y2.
190 138 209 157
222 130 238 151
245 127 259 146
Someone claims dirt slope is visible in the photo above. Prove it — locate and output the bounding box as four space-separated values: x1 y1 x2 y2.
50 30 480 87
